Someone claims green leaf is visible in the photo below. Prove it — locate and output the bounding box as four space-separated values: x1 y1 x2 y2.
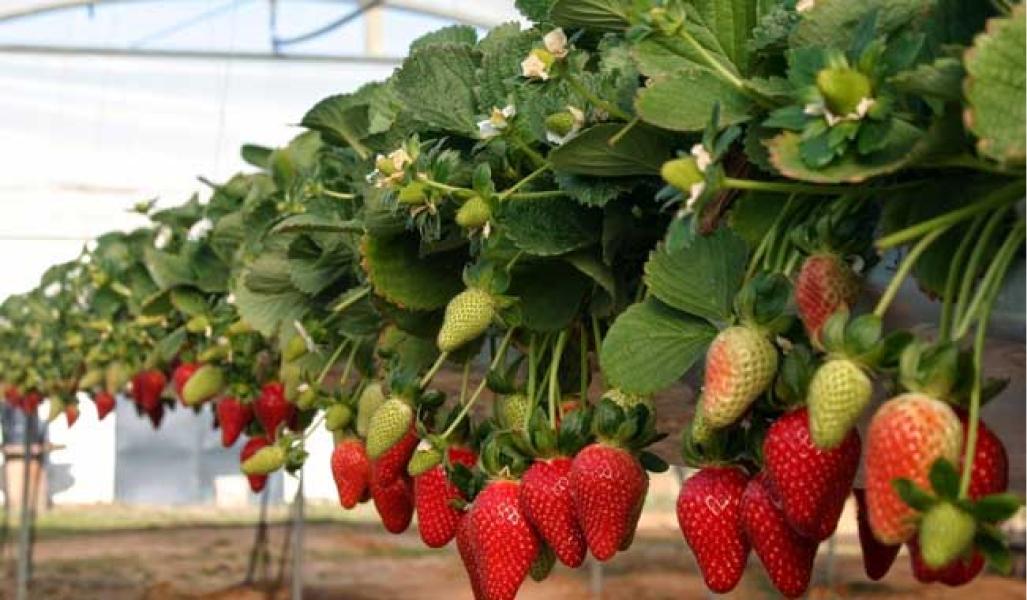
964 5 1026 165
153 326 186 363
409 24 477 53
271 213 364 236
766 121 923 183
287 236 353 296
890 57 964 103
692 0 759 71
554 173 634 207
563 251 617 302
790 0 937 49
240 144 272 169
928 458 961 500
360 234 465 311
892 478 937 512
599 298 717 394
478 24 539 112
727 191 788 248
630 31 732 79
394 44 480 136
232 270 309 337
493 196 602 256
549 123 674 176
515 0 554 22
143 247 195 291
644 228 748 324
636 69 752 132
972 493 1025 523
508 260 590 332
549 0 630 32
300 96 371 159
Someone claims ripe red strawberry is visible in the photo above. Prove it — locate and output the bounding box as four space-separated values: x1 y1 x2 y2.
854 488 899 580
5 387 22 410
676 466 750 593
763 408 860 541
795 253 859 345
146 404 164 430
456 513 484 600
414 446 476 548
370 472 414 533
216 396 252 447
171 362 200 403
240 436 271 493
65 404 80 427
92 390 115 420
468 479 539 600
742 474 818 599
131 370 166 412
253 382 293 441
619 473 649 552
700 326 778 428
908 535 985 586
864 394 962 544
373 427 419 484
520 456 586 567
22 391 43 415
570 442 648 561
331 438 370 509
904 414 1008 585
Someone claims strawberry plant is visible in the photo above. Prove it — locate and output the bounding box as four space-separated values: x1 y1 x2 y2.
0 0 1025 597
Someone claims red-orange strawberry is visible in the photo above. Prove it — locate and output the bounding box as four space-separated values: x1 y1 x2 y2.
468 479 539 600
763 408 860 541
131 370 166 412
253 382 293 441
414 445 476 548
520 456 586 567
216 396 252 447
676 466 750 593
171 362 200 403
65 404 80 427
864 394 962 544
240 436 271 493
570 442 648 561
700 326 778 428
795 253 859 345
456 514 484 600
92 390 115 420
331 438 370 509
370 473 414 533
854 488 899 580
905 413 1007 586
742 474 817 599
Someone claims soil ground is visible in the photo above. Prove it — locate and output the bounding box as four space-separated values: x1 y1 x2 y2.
0 503 1022 600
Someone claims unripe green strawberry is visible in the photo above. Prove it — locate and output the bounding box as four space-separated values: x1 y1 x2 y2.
545 112 576 137
660 157 704 193
456 196 491 229
356 382 386 437
807 359 873 449
325 403 353 431
601 388 653 411
407 447 442 477
294 385 319 410
397 181 428 205
816 67 872 116
227 319 252 335
241 445 286 475
700 326 778 428
78 368 103 391
495 393 530 430
185 315 210 334
437 289 494 352
182 364 224 406
105 361 131 395
283 335 308 363
198 345 229 362
919 501 976 569
366 397 414 459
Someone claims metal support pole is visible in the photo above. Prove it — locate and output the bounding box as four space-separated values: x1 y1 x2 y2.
589 559 602 600
291 472 305 600
244 484 271 585
15 411 35 600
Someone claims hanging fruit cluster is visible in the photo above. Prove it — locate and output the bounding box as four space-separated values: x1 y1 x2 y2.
1 0 1025 598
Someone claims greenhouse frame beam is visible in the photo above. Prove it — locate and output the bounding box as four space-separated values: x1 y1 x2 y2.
0 43 404 64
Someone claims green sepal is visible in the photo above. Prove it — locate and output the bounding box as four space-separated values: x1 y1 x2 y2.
893 477 936 512
639 450 668 473
975 525 1013 574
734 272 793 334
928 458 960 501
971 492 1024 524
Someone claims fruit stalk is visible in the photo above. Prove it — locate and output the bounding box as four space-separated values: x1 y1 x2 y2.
442 327 516 439
872 226 951 318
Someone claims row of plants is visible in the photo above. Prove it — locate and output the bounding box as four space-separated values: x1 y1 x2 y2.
1 0 1024 598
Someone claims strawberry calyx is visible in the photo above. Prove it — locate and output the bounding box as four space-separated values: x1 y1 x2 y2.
893 457 1024 573
734 272 793 337
898 339 969 403
591 397 667 473
819 310 911 370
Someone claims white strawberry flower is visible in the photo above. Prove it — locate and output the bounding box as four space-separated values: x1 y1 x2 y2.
796 0 816 12
478 105 516 140
521 49 553 81
154 226 172 249
690 144 713 172
187 218 213 241
543 28 568 58
43 282 61 298
804 96 875 127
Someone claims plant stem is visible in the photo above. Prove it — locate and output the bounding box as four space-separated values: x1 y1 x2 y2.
670 31 746 95
336 342 360 389
507 131 547 168
441 328 516 439
508 190 570 200
332 286 371 313
419 351 449 389
956 225 1023 496
459 360 471 405
608 116 641 146
579 322 588 405
322 189 355 200
498 164 551 200
418 176 476 199
918 154 1020 176
548 330 569 425
872 226 951 318
527 334 537 404
564 74 632 121
315 340 350 386
723 177 849 196
939 215 987 340
953 221 1025 340
746 194 796 279
876 181 1024 250
952 209 1009 337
